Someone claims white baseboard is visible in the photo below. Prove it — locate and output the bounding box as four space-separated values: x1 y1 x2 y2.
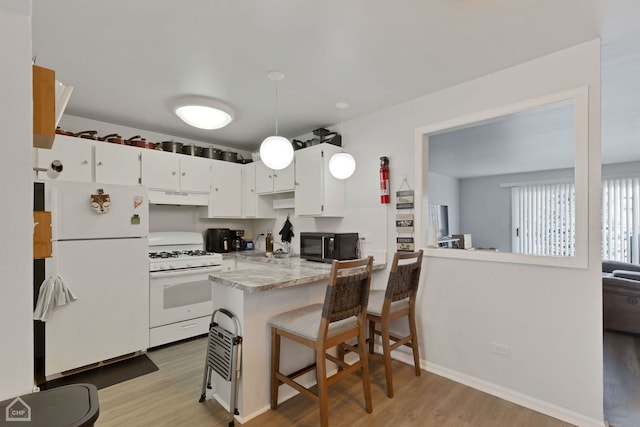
424 360 605 427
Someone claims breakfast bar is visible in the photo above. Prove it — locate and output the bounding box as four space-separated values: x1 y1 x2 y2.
208 253 385 423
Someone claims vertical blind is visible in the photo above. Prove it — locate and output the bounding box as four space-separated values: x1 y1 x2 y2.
512 183 576 256
602 178 640 263
512 178 640 262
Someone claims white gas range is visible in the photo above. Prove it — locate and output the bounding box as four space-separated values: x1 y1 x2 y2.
148 232 223 347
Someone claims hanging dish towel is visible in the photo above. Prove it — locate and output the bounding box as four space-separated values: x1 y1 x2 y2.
33 274 77 322
279 215 294 243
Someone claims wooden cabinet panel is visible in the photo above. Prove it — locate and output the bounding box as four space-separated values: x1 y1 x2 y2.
33 211 52 259
33 65 55 149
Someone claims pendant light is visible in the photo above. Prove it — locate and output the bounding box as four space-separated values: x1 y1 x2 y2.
329 102 356 179
260 71 294 170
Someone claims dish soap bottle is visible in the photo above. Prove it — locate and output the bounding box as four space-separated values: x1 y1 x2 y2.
266 231 273 253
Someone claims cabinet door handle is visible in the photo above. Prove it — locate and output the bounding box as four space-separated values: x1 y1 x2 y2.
182 172 186 176
81 160 89 165
97 161 103 166
268 174 272 179
215 188 219 192
273 174 278 178
251 189 254 193
172 171 177 176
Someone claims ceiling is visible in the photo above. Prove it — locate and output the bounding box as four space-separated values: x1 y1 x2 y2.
31 1 640 152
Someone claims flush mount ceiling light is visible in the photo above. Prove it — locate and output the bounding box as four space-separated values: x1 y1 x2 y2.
174 96 234 130
259 71 294 170
329 102 356 179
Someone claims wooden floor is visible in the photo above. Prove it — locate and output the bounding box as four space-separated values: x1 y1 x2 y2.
96 337 573 427
603 331 640 427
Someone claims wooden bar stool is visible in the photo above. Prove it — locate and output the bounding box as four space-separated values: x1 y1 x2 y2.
269 257 374 427
367 250 423 398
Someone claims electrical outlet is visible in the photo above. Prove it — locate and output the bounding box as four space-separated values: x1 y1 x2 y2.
491 342 511 357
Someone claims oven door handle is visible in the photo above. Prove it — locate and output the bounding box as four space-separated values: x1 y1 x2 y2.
150 266 222 279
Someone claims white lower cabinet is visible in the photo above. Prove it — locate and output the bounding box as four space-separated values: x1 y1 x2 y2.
295 143 344 217
208 160 242 217
94 142 141 185
221 258 236 272
35 134 92 182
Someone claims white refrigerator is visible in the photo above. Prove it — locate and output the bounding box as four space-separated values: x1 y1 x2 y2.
40 180 149 378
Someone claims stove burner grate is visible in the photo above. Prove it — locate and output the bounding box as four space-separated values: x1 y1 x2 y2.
149 251 180 259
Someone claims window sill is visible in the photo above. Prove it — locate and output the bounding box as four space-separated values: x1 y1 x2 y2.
423 247 588 269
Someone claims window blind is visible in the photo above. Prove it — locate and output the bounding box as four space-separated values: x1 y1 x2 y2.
602 178 640 263
512 183 575 256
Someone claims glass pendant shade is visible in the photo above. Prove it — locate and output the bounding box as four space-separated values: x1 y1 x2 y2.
329 152 356 179
260 136 294 170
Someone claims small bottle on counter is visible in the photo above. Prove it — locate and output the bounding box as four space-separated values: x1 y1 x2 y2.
265 231 273 253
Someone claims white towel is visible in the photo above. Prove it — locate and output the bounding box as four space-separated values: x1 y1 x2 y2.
33 275 77 322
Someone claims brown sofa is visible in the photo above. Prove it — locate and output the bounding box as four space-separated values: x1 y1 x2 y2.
603 261 640 334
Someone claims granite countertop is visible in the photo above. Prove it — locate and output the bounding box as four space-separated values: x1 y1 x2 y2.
210 252 385 293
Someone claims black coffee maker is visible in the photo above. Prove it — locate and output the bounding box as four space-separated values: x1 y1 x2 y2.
230 230 244 251
205 228 230 253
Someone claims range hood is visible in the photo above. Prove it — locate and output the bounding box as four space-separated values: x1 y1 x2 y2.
148 190 208 206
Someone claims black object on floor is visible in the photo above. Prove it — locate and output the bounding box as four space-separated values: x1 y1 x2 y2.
0 383 99 427
40 355 158 391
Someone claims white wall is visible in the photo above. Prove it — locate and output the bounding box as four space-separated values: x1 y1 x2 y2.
337 40 603 425
0 3 35 400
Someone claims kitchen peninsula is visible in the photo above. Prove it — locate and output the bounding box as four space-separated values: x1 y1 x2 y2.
207 253 385 423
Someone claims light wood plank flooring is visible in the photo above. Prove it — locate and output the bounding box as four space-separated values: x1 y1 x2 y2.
96 337 573 427
603 331 640 427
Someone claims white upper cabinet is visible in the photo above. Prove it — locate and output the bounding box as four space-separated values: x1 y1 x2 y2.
294 143 344 217
241 163 275 218
179 155 212 193
140 150 210 193
255 160 295 194
140 149 181 191
208 160 242 217
94 143 141 185
35 135 92 182
242 163 257 218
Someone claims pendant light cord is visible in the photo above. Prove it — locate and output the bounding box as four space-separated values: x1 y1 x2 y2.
274 80 279 136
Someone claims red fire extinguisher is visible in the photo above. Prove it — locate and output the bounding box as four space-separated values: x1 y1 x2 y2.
380 156 390 204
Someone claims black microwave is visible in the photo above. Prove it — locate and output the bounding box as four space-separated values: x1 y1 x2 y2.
299 232 359 263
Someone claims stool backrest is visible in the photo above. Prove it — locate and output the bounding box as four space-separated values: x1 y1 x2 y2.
386 250 424 303
322 257 373 324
